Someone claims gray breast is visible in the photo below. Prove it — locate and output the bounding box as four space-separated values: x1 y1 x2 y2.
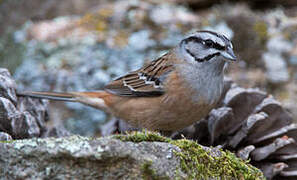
176 60 225 105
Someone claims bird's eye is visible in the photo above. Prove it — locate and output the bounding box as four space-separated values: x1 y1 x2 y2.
204 40 214 47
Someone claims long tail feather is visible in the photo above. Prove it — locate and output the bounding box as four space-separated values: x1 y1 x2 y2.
17 91 77 102
17 91 110 112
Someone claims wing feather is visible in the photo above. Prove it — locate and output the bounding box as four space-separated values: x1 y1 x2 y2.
104 53 174 97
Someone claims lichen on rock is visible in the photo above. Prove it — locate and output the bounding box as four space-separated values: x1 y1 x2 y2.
0 135 183 179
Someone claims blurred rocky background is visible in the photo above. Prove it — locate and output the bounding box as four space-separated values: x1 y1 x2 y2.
1 0 297 178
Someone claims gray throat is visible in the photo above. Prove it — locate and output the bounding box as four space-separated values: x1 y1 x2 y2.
177 58 225 105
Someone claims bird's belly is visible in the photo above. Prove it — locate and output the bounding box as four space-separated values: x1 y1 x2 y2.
110 93 216 131
155 93 216 131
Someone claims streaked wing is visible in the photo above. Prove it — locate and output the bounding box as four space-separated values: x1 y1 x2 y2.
104 53 174 97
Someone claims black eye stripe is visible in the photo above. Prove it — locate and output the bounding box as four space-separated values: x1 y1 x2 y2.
183 36 225 51
210 41 225 50
186 48 220 62
202 52 221 61
186 48 203 62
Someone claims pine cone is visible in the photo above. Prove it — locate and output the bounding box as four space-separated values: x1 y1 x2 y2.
0 68 70 139
174 79 297 180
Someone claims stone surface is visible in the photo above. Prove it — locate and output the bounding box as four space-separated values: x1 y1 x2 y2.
0 68 18 105
0 132 12 141
263 36 292 84
42 126 71 138
0 97 21 133
0 136 182 179
0 135 264 179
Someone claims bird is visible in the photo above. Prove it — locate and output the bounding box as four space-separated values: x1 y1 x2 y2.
18 30 236 131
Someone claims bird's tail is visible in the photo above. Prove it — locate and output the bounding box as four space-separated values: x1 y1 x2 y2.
17 91 77 102
17 91 110 112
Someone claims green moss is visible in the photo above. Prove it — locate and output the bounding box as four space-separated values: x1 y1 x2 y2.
114 131 265 180
141 160 170 180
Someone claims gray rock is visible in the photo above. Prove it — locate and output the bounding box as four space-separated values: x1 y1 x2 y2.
262 34 292 84
0 132 12 141
0 68 69 139
0 97 21 133
266 36 293 53
18 97 49 133
0 136 184 179
0 96 41 139
263 52 289 84
0 68 17 105
128 30 155 51
42 126 71 138
11 111 40 139
289 55 297 65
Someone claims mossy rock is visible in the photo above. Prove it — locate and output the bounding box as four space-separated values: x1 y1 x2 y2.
114 131 265 180
0 132 264 179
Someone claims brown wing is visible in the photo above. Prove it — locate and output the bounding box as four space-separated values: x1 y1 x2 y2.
104 53 174 97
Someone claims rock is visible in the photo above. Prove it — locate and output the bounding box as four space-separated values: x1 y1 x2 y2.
263 52 289 84
149 4 198 25
100 118 119 136
0 68 70 139
262 36 292 84
289 45 297 65
17 97 49 133
0 132 12 141
12 111 42 139
0 97 22 133
289 55 297 65
42 126 71 138
266 36 293 53
0 133 264 179
0 68 18 105
223 5 267 68
0 95 43 139
128 30 155 51
0 0 100 34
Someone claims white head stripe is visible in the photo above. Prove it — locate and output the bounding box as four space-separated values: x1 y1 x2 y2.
187 31 228 48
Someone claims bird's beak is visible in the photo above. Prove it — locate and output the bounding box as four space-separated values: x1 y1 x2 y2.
221 47 237 61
